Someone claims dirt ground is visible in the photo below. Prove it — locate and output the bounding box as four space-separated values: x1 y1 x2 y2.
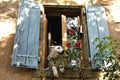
0 0 120 80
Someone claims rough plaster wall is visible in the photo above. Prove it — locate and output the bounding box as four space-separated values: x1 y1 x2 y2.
86 0 120 41
93 0 120 54
35 0 85 5
0 0 33 80
86 0 120 63
0 0 120 80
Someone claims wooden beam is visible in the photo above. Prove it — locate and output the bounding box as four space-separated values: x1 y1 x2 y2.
61 15 67 49
45 7 81 16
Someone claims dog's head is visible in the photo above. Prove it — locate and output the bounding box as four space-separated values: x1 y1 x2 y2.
54 46 64 54
47 46 64 61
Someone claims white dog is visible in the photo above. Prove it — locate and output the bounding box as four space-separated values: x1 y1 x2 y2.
47 46 65 77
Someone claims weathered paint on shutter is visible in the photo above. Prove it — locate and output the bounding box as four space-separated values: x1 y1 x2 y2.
12 1 40 69
86 5 109 69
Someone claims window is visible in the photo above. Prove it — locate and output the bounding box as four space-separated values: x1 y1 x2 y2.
40 6 83 68
40 5 109 69
11 0 109 70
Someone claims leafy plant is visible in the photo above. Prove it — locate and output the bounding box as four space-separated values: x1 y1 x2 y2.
94 36 120 80
65 17 81 67
37 70 47 78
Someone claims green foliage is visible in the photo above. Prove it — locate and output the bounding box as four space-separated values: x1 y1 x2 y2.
37 70 47 78
94 36 120 80
66 45 81 67
65 17 81 67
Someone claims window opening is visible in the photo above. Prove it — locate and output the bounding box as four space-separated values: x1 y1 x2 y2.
47 15 62 45
44 6 83 68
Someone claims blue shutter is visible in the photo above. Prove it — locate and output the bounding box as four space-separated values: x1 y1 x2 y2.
86 5 109 69
11 1 40 69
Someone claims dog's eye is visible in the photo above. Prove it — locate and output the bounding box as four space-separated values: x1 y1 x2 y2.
57 47 60 49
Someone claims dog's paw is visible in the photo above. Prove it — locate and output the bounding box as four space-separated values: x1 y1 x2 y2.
59 67 65 73
52 66 59 77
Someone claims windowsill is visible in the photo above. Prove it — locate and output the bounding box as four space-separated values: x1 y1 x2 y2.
33 68 80 78
32 67 100 79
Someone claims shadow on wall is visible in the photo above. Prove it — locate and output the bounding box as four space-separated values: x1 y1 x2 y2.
102 0 120 43
0 34 33 80
89 0 120 44
91 0 115 5
0 0 19 21
0 0 34 80
36 0 84 5
36 0 115 5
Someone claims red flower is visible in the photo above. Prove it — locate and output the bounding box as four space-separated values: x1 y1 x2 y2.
66 42 71 47
75 42 81 47
68 29 74 34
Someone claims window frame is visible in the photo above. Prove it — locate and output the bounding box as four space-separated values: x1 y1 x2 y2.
39 5 89 68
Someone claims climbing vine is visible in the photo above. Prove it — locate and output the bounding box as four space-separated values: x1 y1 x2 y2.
94 36 120 80
65 17 81 67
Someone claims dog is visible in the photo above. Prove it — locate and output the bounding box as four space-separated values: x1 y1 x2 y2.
47 46 65 77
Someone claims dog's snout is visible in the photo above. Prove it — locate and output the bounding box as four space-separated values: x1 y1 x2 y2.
58 50 64 54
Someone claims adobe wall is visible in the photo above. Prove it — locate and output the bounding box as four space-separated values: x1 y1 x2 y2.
0 0 33 80
35 0 85 5
0 0 120 80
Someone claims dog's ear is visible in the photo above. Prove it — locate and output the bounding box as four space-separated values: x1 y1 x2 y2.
49 46 55 50
62 46 64 48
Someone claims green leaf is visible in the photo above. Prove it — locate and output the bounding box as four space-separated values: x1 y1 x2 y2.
94 37 100 42
93 36 120 80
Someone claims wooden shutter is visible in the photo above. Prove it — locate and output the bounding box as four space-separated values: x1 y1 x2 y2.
11 1 41 69
86 5 109 69
40 13 48 67
62 15 67 48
